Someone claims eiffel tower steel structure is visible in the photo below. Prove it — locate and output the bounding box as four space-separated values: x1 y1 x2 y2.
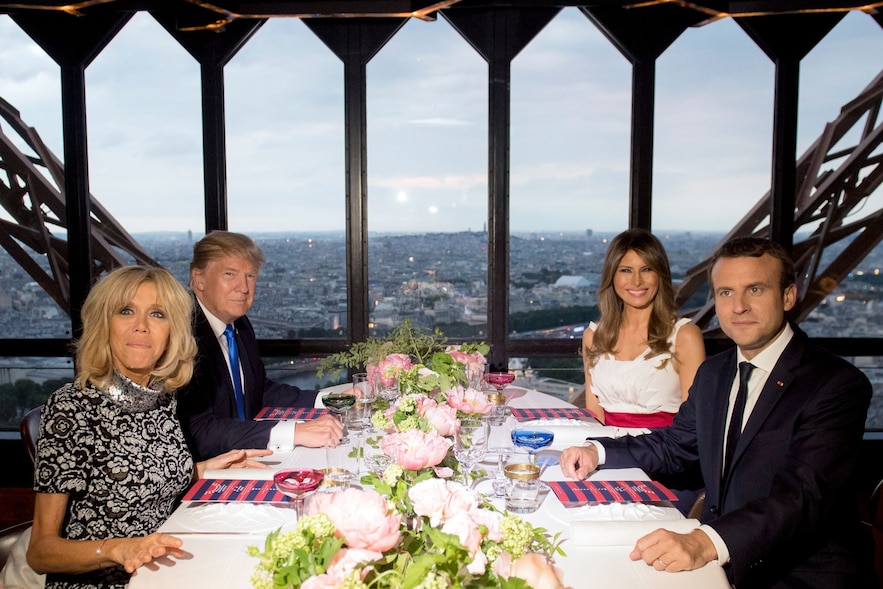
0 96 157 317
676 69 883 330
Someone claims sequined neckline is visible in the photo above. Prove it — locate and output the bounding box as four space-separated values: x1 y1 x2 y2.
103 370 169 413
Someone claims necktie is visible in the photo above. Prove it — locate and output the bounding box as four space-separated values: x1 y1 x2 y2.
723 361 754 480
223 324 246 419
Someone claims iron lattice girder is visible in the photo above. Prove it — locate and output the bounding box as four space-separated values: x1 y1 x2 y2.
677 70 883 329
0 97 156 316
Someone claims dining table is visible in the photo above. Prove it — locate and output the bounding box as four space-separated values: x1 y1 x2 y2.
130 384 731 589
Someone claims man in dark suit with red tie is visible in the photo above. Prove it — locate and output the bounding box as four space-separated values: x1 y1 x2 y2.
177 231 343 461
561 237 874 588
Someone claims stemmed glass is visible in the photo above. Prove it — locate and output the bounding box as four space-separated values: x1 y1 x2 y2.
511 428 554 466
322 392 356 443
274 469 324 518
485 372 515 393
453 417 490 487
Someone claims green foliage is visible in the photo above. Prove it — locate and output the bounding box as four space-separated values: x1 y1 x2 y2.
317 320 450 379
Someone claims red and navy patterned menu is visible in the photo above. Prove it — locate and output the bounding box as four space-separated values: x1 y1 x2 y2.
510 407 595 421
182 479 290 503
548 480 677 504
254 407 330 420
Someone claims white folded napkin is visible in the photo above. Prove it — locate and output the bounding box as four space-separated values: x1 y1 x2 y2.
571 518 700 546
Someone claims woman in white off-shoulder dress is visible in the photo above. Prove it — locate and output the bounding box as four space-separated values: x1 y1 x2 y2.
582 230 705 429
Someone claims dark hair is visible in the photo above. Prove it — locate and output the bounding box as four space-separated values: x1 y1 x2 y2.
707 237 795 293
585 229 678 367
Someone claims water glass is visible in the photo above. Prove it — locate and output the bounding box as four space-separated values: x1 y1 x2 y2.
503 462 541 514
453 417 489 487
321 441 356 492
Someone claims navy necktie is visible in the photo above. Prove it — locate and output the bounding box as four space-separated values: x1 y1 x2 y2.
723 361 754 480
223 324 246 419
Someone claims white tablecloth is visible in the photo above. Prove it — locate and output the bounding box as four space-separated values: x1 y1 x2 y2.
131 387 729 589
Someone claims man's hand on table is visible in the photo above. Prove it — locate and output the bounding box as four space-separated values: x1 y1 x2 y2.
294 414 344 447
559 444 600 479
630 528 718 573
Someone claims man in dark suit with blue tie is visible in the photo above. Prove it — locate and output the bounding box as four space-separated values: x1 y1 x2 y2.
561 237 874 588
177 231 343 461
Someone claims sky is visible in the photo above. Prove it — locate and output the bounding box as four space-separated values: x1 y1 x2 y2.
0 7 880 236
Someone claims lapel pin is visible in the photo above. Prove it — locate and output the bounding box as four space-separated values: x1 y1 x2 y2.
776 381 784 387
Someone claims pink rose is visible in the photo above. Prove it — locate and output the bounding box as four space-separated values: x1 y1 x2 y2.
445 386 494 416
308 488 401 552
420 402 459 436
380 429 452 470
497 553 568 589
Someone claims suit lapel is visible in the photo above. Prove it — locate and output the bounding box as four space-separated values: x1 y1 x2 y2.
731 335 804 461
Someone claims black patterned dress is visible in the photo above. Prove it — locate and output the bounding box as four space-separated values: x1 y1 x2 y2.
34 372 194 589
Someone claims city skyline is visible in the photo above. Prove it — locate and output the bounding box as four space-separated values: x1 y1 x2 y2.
0 9 881 235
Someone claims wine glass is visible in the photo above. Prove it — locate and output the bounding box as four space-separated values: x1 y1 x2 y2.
274 469 324 518
485 372 515 393
322 392 356 443
511 428 554 467
453 417 490 487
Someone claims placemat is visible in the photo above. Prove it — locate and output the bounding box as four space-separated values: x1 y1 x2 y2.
510 407 595 421
182 479 290 503
548 480 677 505
254 407 330 420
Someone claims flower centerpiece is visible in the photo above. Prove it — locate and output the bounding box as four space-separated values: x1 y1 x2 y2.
249 479 567 589
249 322 569 588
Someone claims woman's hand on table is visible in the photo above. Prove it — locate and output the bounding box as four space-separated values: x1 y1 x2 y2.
105 533 187 574
629 528 718 573
559 444 600 479
294 414 345 448
195 448 273 478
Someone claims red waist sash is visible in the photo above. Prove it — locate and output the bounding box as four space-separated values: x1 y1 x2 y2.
603 410 675 428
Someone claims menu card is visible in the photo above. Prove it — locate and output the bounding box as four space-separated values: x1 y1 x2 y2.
255 407 330 420
182 478 290 503
548 480 677 505
510 407 595 421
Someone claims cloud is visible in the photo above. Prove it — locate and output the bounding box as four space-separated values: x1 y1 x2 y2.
0 8 879 235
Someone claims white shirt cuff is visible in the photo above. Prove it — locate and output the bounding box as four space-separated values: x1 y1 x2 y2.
699 524 729 564
268 420 296 451
585 439 606 464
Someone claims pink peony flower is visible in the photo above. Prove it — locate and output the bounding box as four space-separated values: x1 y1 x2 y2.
300 548 381 589
420 401 459 436
467 506 503 542
380 429 452 470
308 488 402 552
375 353 413 386
441 511 482 555
495 552 568 589
445 385 494 416
409 479 479 527
445 346 486 372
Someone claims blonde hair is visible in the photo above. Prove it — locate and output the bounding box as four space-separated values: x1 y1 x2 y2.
76 266 196 392
585 229 677 368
